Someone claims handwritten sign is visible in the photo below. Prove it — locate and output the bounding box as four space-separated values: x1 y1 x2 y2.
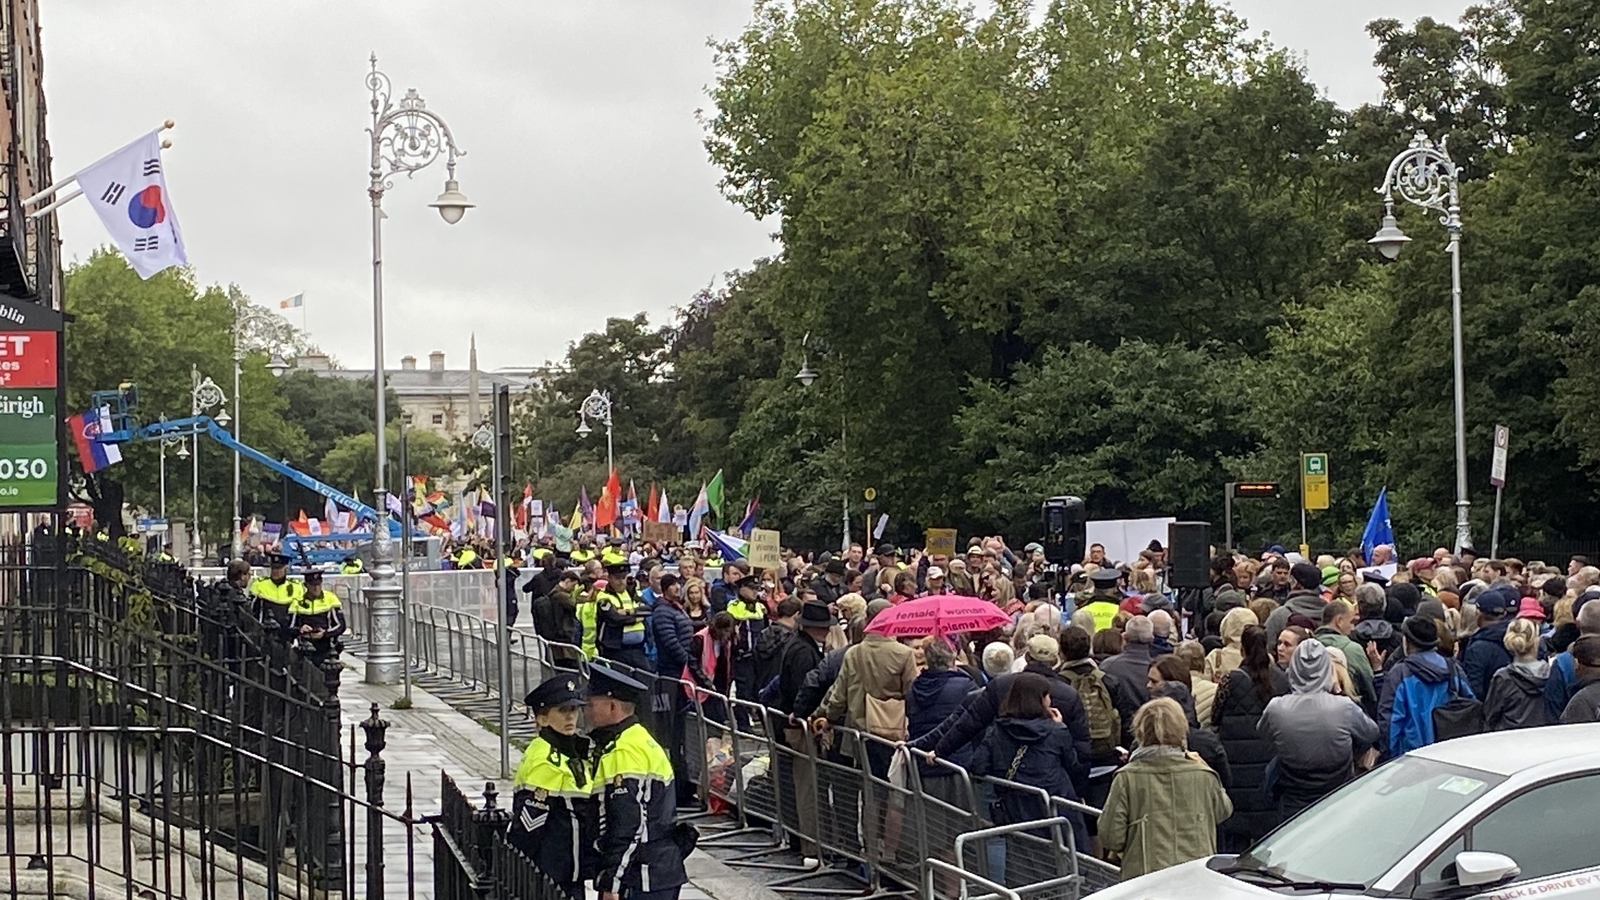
925 528 958 559
642 520 679 546
748 528 782 569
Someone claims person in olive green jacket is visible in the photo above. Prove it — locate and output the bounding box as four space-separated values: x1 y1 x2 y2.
1100 697 1233 881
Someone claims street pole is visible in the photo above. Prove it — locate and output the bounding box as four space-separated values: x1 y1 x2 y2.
492 385 512 780
190 366 203 568
398 415 413 707
159 435 167 520
1224 482 1234 554
363 54 471 685
1448 224 1470 553
840 416 849 554
1371 131 1472 553
231 343 243 560
191 429 201 567
1490 485 1503 559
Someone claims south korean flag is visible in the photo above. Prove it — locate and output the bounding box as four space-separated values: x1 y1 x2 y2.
75 130 188 279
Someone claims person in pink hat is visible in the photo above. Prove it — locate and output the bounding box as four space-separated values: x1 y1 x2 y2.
1516 596 1547 623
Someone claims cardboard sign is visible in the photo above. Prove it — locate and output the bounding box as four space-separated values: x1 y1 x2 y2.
642 520 679 546
749 528 782 569
925 528 958 558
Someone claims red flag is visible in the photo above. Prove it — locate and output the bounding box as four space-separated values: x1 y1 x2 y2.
514 483 532 531
646 483 659 522
594 469 621 529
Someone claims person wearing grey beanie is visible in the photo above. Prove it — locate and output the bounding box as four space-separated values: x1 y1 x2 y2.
1256 640 1380 823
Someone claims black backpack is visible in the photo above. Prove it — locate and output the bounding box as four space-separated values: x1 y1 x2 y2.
1432 662 1485 743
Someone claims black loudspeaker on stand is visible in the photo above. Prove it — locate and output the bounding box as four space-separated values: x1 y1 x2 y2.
1041 497 1086 566
1168 521 1211 588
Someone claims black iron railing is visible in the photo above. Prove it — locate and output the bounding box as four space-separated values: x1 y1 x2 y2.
0 533 351 895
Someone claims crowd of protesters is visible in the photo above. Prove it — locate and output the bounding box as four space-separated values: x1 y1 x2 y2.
495 533 1600 884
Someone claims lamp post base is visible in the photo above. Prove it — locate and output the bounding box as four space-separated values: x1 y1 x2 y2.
362 504 405 685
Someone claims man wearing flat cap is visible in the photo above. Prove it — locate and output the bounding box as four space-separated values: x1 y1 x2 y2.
586 664 689 900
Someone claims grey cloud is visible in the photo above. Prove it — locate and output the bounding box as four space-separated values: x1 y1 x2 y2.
46 1 1466 372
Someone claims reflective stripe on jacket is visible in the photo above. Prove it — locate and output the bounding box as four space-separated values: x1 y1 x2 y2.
591 720 686 895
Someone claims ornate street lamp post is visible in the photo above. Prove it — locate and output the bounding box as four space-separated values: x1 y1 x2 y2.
363 54 472 684
1371 132 1471 553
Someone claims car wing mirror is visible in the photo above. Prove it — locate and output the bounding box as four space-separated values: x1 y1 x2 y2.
1419 852 1521 899
1454 852 1520 888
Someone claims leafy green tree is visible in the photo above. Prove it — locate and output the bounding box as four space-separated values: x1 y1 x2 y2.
957 341 1259 541
63 250 307 540
318 421 454 503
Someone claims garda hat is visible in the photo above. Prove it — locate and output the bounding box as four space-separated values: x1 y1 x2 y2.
267 552 291 569
524 674 586 712
585 664 648 705
1089 567 1121 586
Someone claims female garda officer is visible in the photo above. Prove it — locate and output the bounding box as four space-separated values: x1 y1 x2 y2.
508 675 599 898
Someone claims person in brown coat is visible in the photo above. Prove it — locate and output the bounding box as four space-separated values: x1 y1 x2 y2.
815 599 919 778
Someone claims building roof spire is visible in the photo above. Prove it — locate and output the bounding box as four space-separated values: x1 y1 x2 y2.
467 333 482 425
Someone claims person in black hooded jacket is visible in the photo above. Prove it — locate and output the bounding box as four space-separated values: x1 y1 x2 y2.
1210 625 1288 852
912 648 1093 797
1483 616 1552 731
967 673 1091 854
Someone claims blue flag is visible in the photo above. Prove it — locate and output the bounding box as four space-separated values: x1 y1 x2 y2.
1361 488 1394 565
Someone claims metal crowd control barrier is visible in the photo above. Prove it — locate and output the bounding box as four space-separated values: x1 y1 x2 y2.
340 596 1118 898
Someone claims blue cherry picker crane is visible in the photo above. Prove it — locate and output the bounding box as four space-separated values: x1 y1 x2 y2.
90 384 399 562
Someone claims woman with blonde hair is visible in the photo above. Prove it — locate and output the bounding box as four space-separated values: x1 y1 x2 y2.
1483 616 1553 730
1204 606 1259 683
683 579 711 631
1100 698 1232 881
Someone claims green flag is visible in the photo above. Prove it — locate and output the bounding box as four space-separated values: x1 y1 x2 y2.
706 469 725 520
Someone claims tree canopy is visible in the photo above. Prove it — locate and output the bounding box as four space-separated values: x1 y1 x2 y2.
505 0 1600 555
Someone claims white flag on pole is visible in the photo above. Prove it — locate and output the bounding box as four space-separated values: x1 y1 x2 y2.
75 130 187 279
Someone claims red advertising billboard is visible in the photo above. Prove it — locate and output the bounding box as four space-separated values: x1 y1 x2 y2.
0 331 56 389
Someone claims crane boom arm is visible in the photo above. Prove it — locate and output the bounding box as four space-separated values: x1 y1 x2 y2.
102 414 399 536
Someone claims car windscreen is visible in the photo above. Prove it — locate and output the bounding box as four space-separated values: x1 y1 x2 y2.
1238 756 1504 887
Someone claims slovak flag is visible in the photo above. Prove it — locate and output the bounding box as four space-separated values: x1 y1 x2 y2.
69 405 122 473
75 130 187 279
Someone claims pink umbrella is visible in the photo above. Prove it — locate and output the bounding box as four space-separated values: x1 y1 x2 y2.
864 593 1011 638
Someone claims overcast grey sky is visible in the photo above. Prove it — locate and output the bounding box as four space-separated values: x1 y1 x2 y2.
43 0 1470 373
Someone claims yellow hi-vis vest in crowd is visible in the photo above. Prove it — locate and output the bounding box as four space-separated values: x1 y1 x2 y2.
1081 594 1122 633
578 599 599 659
596 590 646 651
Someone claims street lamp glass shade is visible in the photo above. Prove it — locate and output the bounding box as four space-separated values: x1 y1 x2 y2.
430 179 474 225
214 410 232 427
176 443 190 459
267 353 291 378
795 362 819 387
575 420 593 437
1369 213 1412 260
